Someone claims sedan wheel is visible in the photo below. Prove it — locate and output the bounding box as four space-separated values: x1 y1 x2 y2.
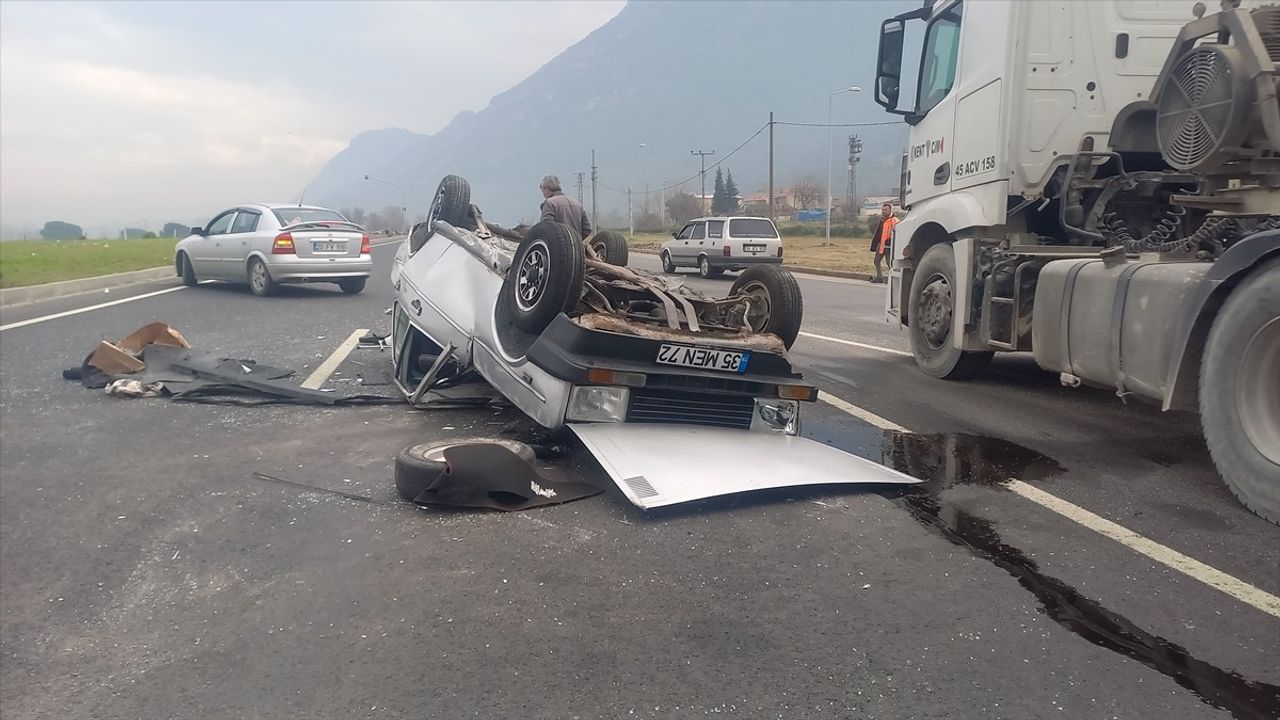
248 258 277 297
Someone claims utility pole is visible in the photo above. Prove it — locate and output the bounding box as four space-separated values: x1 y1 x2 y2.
590 149 598 231
628 188 633 238
574 171 586 204
768 111 775 221
690 149 715 214
847 134 863 219
660 182 667 228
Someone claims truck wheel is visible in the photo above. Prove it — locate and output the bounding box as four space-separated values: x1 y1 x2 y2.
427 175 470 232
396 438 536 502
907 243 992 378
731 265 803 349
502 221 585 334
589 230 629 266
1200 259 1280 524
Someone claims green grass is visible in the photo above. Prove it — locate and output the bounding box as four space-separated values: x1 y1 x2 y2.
626 232 877 276
0 238 176 288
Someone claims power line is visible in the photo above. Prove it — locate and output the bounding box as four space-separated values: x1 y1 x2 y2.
597 121 771 198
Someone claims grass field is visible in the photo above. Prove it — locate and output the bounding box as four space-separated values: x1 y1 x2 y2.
626 232 877 276
0 238 175 288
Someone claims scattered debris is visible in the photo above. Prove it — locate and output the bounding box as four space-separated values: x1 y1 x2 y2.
395 439 600 511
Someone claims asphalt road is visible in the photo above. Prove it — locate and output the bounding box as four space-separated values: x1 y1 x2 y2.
1 241 1276 720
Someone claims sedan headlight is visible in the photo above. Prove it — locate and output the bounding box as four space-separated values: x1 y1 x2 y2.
566 386 630 423
752 398 799 435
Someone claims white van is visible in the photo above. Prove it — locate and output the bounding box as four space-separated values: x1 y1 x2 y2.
660 216 783 278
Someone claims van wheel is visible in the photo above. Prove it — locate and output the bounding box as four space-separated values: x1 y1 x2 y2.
247 258 277 297
661 250 676 274
907 243 992 378
589 231 629 266
501 221 585 334
1200 258 1280 524
179 253 197 286
731 265 803 349
699 255 724 278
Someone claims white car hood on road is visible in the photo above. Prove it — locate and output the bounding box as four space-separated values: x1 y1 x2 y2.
570 424 921 509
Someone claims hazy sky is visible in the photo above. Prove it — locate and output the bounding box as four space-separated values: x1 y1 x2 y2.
0 0 624 235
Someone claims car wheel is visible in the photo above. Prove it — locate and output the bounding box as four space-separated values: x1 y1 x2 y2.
416 175 471 252
906 243 993 378
1200 258 1280 524
396 438 537 502
589 230 629 266
661 250 676 274
338 277 366 295
247 257 277 297
698 255 724 278
501 221 586 334
731 265 803 349
179 253 197 287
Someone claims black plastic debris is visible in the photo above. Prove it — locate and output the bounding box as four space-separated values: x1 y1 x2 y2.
395 440 599 511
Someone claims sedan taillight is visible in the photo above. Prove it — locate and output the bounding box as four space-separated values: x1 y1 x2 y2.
360 233 371 254
722 245 731 257
272 232 295 254
777 246 784 258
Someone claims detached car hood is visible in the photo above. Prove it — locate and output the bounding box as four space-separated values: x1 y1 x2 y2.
570 424 920 509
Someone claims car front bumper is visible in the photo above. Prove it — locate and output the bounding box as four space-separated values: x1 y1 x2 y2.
266 255 373 282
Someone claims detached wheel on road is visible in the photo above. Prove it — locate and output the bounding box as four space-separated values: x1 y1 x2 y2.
395 439 537 502
501 221 586 334
338 277 366 295
699 255 725 278
589 230 629 266
731 265 803 349
414 175 471 253
247 257 278 297
178 253 197 286
907 243 992 379
661 250 677 274
1200 258 1280 525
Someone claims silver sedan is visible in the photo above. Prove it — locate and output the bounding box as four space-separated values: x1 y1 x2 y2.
174 204 373 296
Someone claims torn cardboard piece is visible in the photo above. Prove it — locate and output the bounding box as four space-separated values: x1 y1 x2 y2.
87 322 190 375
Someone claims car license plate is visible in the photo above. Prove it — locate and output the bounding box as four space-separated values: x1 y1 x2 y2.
313 241 346 252
743 244 766 252
656 343 749 373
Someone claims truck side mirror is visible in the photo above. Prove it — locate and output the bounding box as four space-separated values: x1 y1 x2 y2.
876 20 905 110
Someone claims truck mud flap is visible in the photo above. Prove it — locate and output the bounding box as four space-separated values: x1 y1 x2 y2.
569 424 921 509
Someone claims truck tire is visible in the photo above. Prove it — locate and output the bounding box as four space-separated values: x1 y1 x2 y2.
502 221 586 334
907 243 992 379
396 438 536 502
589 231 629 266
1200 258 1280 524
731 265 804 349
427 175 470 230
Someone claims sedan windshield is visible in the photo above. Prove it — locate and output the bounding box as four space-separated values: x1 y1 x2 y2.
728 218 779 238
272 207 350 227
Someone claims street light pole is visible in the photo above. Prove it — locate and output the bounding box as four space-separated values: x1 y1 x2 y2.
691 149 716 214
629 142 647 239
364 174 408 230
825 87 861 246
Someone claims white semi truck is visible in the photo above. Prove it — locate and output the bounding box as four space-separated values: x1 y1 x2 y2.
873 0 1279 522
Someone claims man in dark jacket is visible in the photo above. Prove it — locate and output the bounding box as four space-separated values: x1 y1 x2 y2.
869 202 899 283
539 175 591 241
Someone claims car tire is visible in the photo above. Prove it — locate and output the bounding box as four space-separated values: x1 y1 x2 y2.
425 175 471 238
731 265 804 349
661 250 676 274
698 255 724 278
338 277 366 295
179 253 197 286
589 230 629 266
1200 258 1280 525
906 243 992 379
247 257 278 297
501 221 586 334
396 438 537 502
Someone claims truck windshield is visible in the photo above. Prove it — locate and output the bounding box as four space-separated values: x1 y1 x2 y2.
918 3 963 115
729 219 779 238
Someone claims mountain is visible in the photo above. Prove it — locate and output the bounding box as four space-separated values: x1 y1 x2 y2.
306 0 912 225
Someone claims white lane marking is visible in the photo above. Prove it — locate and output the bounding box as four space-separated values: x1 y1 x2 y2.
301 328 368 389
371 239 403 248
0 281 214 333
817 388 1280 618
818 391 909 432
799 331 912 357
1006 480 1280 618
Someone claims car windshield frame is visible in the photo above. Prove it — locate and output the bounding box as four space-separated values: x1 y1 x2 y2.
271 207 349 227
728 218 779 239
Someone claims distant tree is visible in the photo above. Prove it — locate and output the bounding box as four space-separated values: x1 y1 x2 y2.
792 177 823 210
162 222 190 238
342 206 368 225
39 221 83 240
724 171 740 213
711 168 728 215
666 192 701 226
143 231 157 239
122 227 147 239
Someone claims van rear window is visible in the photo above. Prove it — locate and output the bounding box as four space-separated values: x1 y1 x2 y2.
728 219 778 238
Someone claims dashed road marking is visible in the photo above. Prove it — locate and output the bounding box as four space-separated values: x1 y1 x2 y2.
818 388 1280 619
301 328 368 389
799 331 912 357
